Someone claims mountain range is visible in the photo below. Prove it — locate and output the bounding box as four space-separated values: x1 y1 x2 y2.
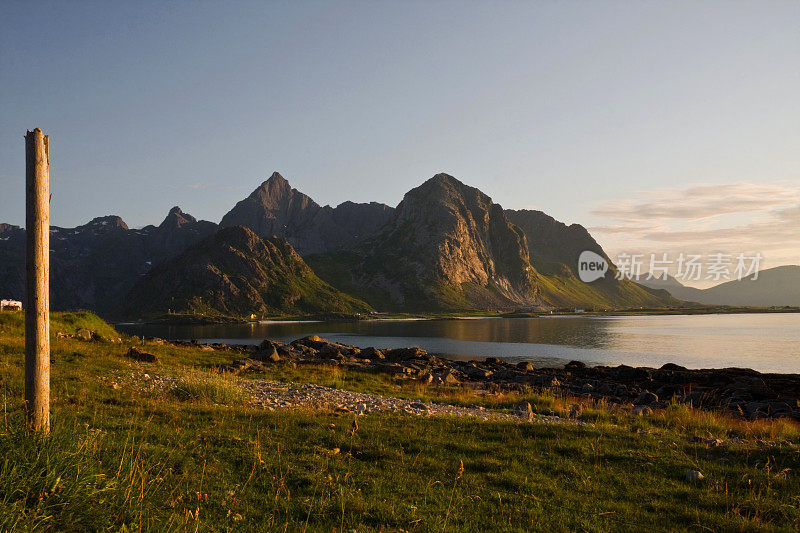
1 172 684 319
638 266 800 307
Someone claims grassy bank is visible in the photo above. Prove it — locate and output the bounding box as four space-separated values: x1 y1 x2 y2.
0 311 798 531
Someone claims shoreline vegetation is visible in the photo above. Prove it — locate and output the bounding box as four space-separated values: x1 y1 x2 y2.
0 311 798 530
121 305 800 326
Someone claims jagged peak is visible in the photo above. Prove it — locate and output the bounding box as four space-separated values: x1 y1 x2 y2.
80 215 129 231
159 206 197 229
427 173 463 187
404 173 491 207
251 172 289 196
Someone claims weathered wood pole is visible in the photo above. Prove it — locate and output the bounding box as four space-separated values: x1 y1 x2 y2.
24 128 50 433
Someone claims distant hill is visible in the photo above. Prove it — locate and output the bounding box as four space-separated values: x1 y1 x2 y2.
118 226 372 319
639 266 800 307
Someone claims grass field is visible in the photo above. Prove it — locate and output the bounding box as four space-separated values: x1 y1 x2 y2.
0 311 798 531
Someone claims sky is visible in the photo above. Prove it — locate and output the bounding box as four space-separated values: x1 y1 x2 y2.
1 1 798 287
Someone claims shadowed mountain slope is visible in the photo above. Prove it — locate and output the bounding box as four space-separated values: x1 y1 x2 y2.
118 226 372 319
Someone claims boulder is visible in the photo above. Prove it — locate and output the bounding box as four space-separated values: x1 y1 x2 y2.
635 391 659 405
75 328 93 341
125 347 158 363
685 470 704 482
660 363 687 371
385 347 428 361
360 347 385 360
291 335 330 350
513 402 534 420
516 361 534 372
564 360 586 370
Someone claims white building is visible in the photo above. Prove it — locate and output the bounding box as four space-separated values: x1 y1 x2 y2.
0 299 22 311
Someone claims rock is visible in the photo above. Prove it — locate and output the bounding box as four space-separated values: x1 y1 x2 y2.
466 367 493 379
685 470 704 482
745 401 769 418
125 347 158 363
75 328 93 341
292 335 330 350
631 405 653 416
441 370 460 384
386 347 428 361
635 391 659 405
318 345 345 359
361 347 385 360
485 357 504 365
516 361 534 371
253 344 280 362
513 402 534 420
564 360 586 370
259 339 285 352
660 363 687 371
613 365 651 381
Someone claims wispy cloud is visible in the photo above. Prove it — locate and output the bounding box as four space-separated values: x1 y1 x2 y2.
592 182 800 222
589 182 800 285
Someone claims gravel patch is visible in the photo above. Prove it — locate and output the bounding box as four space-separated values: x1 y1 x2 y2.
240 379 571 424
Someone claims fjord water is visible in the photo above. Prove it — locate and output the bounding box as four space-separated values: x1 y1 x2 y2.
118 313 800 374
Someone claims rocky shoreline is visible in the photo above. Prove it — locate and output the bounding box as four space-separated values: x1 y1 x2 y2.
152 335 800 422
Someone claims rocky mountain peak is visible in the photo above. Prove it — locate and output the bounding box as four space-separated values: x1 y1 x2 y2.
220 173 394 255
159 206 197 229
80 216 129 232
248 172 306 208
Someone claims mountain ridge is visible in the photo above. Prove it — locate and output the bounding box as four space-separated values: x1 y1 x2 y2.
118 226 372 319
639 266 800 307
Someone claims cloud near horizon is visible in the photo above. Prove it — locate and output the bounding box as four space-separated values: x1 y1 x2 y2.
589 182 800 287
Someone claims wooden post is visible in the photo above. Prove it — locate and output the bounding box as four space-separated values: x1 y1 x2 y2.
25 128 50 433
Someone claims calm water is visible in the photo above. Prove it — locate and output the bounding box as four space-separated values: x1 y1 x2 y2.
117 313 800 373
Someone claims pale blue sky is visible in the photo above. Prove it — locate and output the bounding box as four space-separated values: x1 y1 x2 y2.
1 1 798 279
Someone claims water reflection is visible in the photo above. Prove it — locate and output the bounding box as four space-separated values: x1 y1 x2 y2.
117 313 800 373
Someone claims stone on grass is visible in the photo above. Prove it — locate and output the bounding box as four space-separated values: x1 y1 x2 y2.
75 328 93 341
513 402 534 420
631 405 653 416
125 347 158 363
685 469 704 482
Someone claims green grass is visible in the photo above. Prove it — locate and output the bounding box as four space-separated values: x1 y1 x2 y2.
0 312 798 531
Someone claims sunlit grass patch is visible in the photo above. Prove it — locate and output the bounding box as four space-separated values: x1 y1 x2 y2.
164 370 249 405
